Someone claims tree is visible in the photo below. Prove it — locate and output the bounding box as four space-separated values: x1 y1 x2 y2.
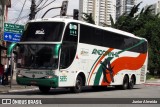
81 13 95 24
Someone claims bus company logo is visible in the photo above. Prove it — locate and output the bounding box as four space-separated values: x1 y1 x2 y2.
35 29 45 35
80 49 89 56
2 99 12 104
92 49 119 57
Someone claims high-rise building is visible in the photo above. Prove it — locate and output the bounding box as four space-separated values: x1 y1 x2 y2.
79 0 116 26
144 0 160 16
116 0 136 20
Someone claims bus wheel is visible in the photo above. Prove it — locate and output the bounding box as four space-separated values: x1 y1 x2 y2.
121 75 129 90
71 76 83 93
0 75 2 85
39 86 50 93
128 76 135 89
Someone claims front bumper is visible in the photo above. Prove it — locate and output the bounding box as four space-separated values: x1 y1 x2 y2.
16 76 58 88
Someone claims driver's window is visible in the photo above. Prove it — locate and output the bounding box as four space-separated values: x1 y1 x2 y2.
60 23 78 69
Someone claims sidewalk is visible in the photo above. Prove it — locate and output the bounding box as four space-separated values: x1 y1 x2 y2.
0 73 37 93
144 78 160 86
0 82 38 93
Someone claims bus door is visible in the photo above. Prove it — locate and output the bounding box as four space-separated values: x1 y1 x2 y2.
59 23 79 87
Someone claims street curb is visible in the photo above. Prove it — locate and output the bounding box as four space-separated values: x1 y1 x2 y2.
144 83 160 86
8 88 39 93
0 85 38 93
0 87 39 94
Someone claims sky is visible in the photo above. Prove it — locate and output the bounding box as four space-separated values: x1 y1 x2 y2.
8 0 79 24
8 0 159 25
137 0 159 8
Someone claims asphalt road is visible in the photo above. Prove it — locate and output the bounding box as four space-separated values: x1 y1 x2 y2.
0 84 160 107
0 84 160 98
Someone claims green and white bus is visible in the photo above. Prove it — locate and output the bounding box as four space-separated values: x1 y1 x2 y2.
8 18 148 93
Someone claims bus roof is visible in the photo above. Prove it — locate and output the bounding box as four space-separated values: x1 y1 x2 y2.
28 18 147 41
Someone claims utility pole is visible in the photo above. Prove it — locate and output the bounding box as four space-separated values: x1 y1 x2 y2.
29 0 36 20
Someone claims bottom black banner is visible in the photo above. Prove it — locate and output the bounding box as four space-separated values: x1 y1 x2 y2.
0 98 159 104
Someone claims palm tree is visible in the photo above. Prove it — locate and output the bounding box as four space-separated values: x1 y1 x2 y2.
81 13 95 24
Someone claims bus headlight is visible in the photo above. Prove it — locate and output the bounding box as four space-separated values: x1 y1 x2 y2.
45 76 53 79
16 70 24 77
17 74 24 77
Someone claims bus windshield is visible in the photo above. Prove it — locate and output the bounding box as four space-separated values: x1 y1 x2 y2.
16 44 60 69
21 22 65 42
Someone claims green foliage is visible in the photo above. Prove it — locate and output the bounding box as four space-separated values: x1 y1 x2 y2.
110 2 160 76
81 13 95 24
146 73 154 80
110 14 115 27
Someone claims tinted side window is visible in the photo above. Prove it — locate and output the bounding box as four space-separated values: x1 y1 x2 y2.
80 24 93 44
129 40 147 53
93 29 103 46
80 25 103 46
103 31 124 49
80 24 147 53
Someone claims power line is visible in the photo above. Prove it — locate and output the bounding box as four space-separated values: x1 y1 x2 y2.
36 0 44 8
18 0 30 8
8 0 57 23
41 6 61 18
35 0 49 18
11 0 25 10
8 14 29 21
8 9 30 12
38 0 48 8
36 0 56 13
14 0 27 24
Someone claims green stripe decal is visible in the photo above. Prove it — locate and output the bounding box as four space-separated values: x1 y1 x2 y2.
87 54 102 81
118 39 145 54
94 57 113 85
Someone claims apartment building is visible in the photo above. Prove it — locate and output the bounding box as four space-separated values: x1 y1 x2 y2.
144 0 160 16
79 0 116 26
116 0 136 20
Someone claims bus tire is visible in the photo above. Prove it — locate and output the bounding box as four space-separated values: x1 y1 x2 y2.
121 75 129 90
71 75 83 93
0 75 2 85
128 76 135 89
39 86 50 93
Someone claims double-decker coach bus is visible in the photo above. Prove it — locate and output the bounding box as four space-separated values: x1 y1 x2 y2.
8 18 148 93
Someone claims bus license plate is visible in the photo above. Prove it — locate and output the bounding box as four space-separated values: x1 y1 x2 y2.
30 81 37 84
